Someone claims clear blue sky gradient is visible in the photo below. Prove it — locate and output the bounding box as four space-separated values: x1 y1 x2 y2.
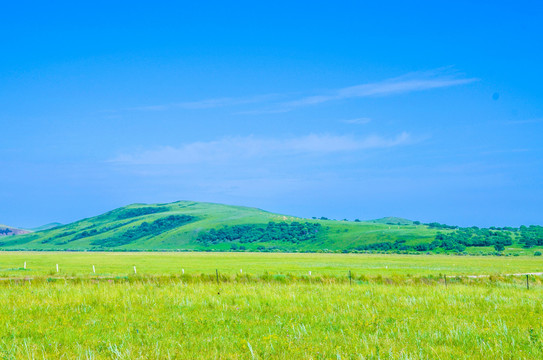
1 1 542 228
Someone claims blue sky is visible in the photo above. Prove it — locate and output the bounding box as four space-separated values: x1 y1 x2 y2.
1 1 542 228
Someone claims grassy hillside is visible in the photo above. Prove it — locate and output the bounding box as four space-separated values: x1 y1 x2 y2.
0 200 541 254
0 201 436 251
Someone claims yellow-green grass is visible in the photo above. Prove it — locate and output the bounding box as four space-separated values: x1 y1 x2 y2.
1 280 542 359
1 252 542 278
2 253 543 359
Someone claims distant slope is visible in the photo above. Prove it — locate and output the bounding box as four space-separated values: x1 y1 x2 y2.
0 201 438 251
368 217 415 225
0 201 540 254
0 225 31 237
28 223 63 232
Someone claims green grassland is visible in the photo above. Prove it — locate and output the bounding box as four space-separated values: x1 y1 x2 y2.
1 252 543 359
1 252 543 278
1 201 541 254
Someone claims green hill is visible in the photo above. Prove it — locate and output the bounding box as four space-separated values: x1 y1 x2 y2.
0 201 541 254
0 201 437 251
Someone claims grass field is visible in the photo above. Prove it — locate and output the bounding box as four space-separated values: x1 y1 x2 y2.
2 252 543 278
1 252 543 359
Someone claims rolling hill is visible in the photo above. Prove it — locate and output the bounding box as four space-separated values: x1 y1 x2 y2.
0 225 31 237
0 201 541 254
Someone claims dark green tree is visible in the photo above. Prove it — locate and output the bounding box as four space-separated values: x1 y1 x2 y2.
494 243 505 252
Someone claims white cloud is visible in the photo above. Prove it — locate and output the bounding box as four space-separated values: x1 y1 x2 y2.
111 133 412 165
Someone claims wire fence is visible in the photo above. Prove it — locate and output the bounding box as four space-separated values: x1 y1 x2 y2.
1 265 541 289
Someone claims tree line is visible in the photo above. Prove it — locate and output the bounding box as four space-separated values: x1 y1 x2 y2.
196 222 322 246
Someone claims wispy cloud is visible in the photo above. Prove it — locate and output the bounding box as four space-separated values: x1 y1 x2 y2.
274 70 478 112
341 117 372 125
502 119 543 125
129 94 280 112
111 132 413 165
480 148 531 155
124 68 477 114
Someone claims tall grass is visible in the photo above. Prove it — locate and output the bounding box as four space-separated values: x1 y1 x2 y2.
1 280 542 359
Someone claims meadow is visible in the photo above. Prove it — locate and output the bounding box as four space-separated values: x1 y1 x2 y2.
1 252 543 278
1 252 542 359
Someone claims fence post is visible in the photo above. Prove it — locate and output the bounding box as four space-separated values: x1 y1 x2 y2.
444 274 447 288
216 269 220 295
527 274 529 290
349 270 352 286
